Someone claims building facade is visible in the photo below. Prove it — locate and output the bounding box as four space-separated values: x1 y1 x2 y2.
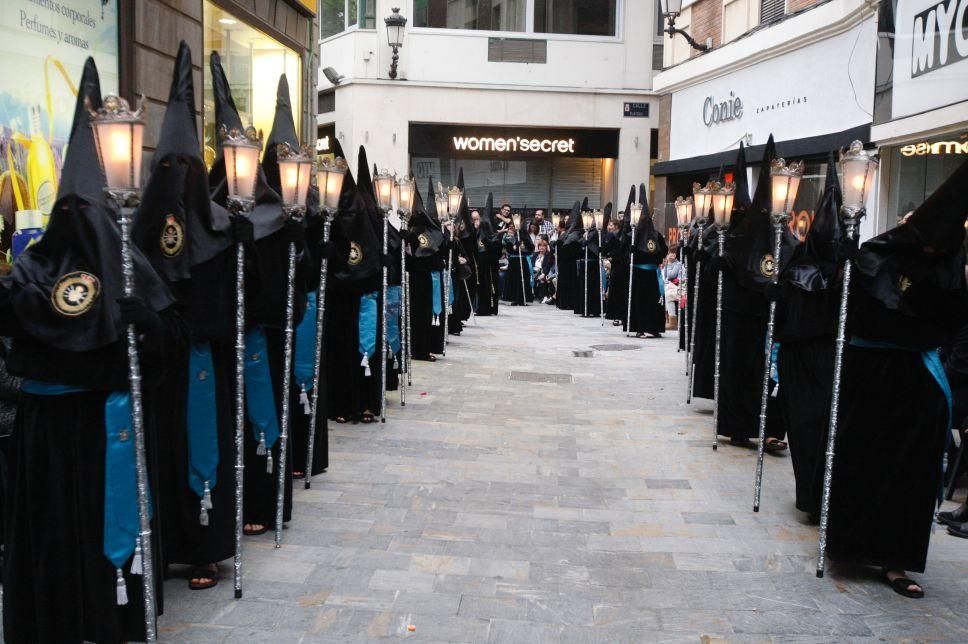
317 0 659 213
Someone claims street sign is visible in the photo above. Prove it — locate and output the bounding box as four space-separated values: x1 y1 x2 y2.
624 102 649 118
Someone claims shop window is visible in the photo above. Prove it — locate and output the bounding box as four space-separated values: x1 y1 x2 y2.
888 135 968 223
414 0 528 32
203 1 301 164
534 0 617 36
320 0 347 38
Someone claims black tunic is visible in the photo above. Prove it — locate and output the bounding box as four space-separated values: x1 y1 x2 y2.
624 248 666 335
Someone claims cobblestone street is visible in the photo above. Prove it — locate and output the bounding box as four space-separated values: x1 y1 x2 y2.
158 304 968 643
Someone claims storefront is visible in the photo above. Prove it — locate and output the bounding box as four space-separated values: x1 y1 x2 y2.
652 11 878 239
870 0 968 231
407 124 619 211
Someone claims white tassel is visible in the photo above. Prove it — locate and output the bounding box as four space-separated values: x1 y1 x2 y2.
361 353 371 377
202 481 213 510
256 433 266 456
771 383 779 398
392 356 398 370
116 569 129 606
300 386 311 415
266 449 273 474
129 540 143 576
200 506 210 526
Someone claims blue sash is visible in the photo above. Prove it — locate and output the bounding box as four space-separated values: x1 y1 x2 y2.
23 381 147 589
244 327 280 456
359 291 379 375
449 274 455 306
294 290 318 394
387 286 402 355
634 263 664 295
187 343 218 522
430 272 442 324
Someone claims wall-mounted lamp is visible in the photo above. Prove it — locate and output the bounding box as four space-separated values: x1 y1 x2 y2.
660 0 709 52
384 7 407 80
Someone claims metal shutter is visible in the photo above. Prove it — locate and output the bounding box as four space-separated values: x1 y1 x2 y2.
760 0 785 24
551 158 602 210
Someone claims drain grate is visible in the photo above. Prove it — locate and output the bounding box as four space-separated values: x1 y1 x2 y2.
590 344 643 352
572 350 595 358
509 371 573 384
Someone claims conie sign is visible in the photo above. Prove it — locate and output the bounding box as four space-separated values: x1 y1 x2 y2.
703 92 743 127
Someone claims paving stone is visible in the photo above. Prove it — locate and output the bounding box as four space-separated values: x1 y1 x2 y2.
142 305 968 642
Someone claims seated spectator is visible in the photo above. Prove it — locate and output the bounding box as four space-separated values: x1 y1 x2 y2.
533 238 557 304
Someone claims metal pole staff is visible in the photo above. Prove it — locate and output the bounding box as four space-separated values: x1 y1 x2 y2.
443 224 451 354
114 199 158 641
626 228 635 337
712 229 726 451
231 213 246 598
399 212 409 406
752 215 789 512
816 218 858 577
274 213 300 547
598 228 605 326
687 252 702 404
583 232 589 317
305 211 334 488
381 209 389 422
679 232 687 355
518 229 528 306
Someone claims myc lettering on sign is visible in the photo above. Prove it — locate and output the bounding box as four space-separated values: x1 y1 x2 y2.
316 136 331 152
900 138 968 155
703 92 743 127
911 0 968 78
452 136 576 154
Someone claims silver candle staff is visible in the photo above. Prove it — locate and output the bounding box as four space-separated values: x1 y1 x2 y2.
625 202 643 337
375 170 396 423
396 176 417 404
582 211 593 317
305 156 347 488
511 212 528 306
273 143 315 546
752 159 804 513
702 181 735 451
594 209 606 326
90 94 156 642
816 141 879 578
219 125 262 598
686 200 709 405
435 188 451 354
675 198 693 363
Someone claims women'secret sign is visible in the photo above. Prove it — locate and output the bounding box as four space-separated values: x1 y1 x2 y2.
703 92 743 127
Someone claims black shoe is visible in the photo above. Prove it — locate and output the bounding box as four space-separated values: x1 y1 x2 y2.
938 503 968 527
949 521 968 538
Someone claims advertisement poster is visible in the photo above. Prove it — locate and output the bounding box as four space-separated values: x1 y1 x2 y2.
0 0 118 256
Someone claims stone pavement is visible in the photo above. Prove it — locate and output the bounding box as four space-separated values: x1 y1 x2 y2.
157 304 968 643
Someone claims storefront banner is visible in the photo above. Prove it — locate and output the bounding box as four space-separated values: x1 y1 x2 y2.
0 0 118 217
891 0 968 121
410 124 620 159
668 18 876 161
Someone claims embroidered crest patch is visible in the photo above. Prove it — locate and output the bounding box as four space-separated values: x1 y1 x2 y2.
51 271 101 317
759 254 775 278
161 215 185 257
348 241 363 266
646 239 657 253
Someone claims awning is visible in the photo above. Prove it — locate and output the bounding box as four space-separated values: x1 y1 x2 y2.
651 124 871 177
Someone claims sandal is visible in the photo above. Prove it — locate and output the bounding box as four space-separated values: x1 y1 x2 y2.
730 437 752 447
243 523 267 536
188 565 218 590
335 416 348 424
883 569 924 599
764 439 788 454
292 471 305 480
361 411 376 424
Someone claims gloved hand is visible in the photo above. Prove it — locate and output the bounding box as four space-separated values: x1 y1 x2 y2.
118 296 163 334
283 219 306 250
230 215 254 244
318 240 336 260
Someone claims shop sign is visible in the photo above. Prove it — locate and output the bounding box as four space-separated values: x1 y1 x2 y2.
315 136 331 152
703 92 743 127
900 138 968 155
410 124 619 159
452 135 575 154
892 0 968 120
624 102 650 118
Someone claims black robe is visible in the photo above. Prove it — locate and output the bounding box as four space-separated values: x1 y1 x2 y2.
603 232 628 321
624 247 666 335
555 237 579 312
574 236 603 316
690 227 718 400
407 248 446 359
475 232 501 316
502 232 534 305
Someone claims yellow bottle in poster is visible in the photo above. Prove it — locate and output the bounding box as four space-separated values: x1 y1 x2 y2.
26 105 58 215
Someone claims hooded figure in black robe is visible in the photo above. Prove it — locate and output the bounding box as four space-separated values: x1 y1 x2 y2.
624 185 667 336
556 201 582 312
474 193 502 316
323 142 383 421
449 168 476 329
210 53 303 531
574 200 605 316
407 179 447 358
131 42 238 586
502 209 535 306
827 158 968 589
2 57 183 644
716 136 796 444
604 187 636 323
774 153 842 517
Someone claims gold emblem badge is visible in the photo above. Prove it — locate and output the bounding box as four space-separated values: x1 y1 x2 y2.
418 233 430 248
51 271 101 317
760 254 775 278
646 239 657 253
348 241 363 266
899 275 912 293
477 239 485 251
161 215 185 257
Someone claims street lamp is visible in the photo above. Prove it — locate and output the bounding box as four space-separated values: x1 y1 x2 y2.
659 0 709 52
752 157 804 514
89 92 156 641
816 140 880 579
384 7 407 80
304 155 345 490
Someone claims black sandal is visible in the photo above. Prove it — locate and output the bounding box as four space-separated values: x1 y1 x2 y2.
188 565 218 590
243 523 267 536
335 416 348 424
361 411 376 423
292 471 305 480
883 569 924 598
764 439 788 454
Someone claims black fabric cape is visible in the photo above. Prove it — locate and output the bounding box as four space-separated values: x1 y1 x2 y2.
474 193 501 316
625 185 667 335
555 201 582 312
604 187 636 321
